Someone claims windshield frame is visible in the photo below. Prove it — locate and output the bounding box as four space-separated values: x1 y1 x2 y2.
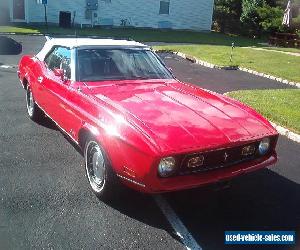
75 46 174 82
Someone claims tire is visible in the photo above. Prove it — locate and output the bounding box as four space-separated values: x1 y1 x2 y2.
26 86 43 121
84 137 120 200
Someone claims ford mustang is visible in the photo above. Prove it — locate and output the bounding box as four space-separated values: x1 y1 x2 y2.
18 38 278 199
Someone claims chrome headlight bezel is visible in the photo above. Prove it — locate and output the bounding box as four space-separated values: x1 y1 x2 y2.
258 137 271 155
158 157 176 177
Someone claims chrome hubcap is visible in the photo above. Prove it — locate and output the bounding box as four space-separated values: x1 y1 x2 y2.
26 90 34 116
92 147 105 184
85 142 106 191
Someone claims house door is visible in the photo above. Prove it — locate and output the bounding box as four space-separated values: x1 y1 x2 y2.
13 0 25 20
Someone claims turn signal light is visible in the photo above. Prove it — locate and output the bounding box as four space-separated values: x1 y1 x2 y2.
241 145 256 156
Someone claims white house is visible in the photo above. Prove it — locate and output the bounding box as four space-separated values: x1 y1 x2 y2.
7 0 214 31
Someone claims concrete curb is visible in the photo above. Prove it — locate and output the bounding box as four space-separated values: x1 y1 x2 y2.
270 122 300 144
0 65 17 73
0 32 43 36
0 32 131 40
155 50 300 89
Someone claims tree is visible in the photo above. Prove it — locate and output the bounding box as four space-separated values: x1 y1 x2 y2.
240 0 265 36
213 0 242 33
214 0 298 35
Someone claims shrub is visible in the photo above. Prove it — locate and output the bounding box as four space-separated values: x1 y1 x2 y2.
257 5 284 33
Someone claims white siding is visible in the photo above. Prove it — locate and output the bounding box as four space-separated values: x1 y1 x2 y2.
0 0 9 8
26 0 86 24
23 0 214 31
0 0 10 23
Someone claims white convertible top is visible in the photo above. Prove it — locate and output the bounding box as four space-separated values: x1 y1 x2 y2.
36 37 148 61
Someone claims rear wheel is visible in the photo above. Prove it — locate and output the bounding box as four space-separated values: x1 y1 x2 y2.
84 138 120 200
26 87 43 121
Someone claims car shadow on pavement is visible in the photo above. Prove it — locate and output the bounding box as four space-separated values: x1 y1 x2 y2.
36 116 86 157
0 36 22 55
103 188 176 234
163 169 300 250
36 115 58 131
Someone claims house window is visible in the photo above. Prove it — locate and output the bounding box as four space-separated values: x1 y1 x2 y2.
159 1 170 15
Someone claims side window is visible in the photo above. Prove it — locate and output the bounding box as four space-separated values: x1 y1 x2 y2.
59 48 71 79
44 48 57 69
44 47 71 79
47 47 62 70
159 0 170 15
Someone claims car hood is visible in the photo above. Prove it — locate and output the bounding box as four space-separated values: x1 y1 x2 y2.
85 79 276 153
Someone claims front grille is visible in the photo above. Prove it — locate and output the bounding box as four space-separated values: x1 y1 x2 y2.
178 139 273 175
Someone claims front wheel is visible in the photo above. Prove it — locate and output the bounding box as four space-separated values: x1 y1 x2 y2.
84 138 119 200
26 87 43 121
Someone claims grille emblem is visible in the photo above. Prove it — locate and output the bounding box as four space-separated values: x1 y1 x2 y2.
187 155 204 168
223 152 229 162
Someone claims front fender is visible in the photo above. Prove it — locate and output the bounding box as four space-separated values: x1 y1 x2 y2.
79 120 159 189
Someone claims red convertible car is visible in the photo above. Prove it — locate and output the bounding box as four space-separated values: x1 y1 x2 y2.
18 38 278 199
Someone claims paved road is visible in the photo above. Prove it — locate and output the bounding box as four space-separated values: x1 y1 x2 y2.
0 35 299 250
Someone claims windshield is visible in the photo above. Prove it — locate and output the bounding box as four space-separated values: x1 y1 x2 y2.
77 48 173 82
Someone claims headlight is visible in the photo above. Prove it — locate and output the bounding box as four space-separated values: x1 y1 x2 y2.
158 157 176 177
258 138 271 155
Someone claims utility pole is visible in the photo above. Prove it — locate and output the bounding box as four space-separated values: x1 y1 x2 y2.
230 42 235 63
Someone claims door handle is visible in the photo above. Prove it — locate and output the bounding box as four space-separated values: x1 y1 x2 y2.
37 76 43 83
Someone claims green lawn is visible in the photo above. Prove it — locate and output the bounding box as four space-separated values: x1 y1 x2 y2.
0 26 41 34
154 44 300 83
0 25 264 46
228 89 300 134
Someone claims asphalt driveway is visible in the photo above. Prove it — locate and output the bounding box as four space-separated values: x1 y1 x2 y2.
159 52 297 94
0 35 299 250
